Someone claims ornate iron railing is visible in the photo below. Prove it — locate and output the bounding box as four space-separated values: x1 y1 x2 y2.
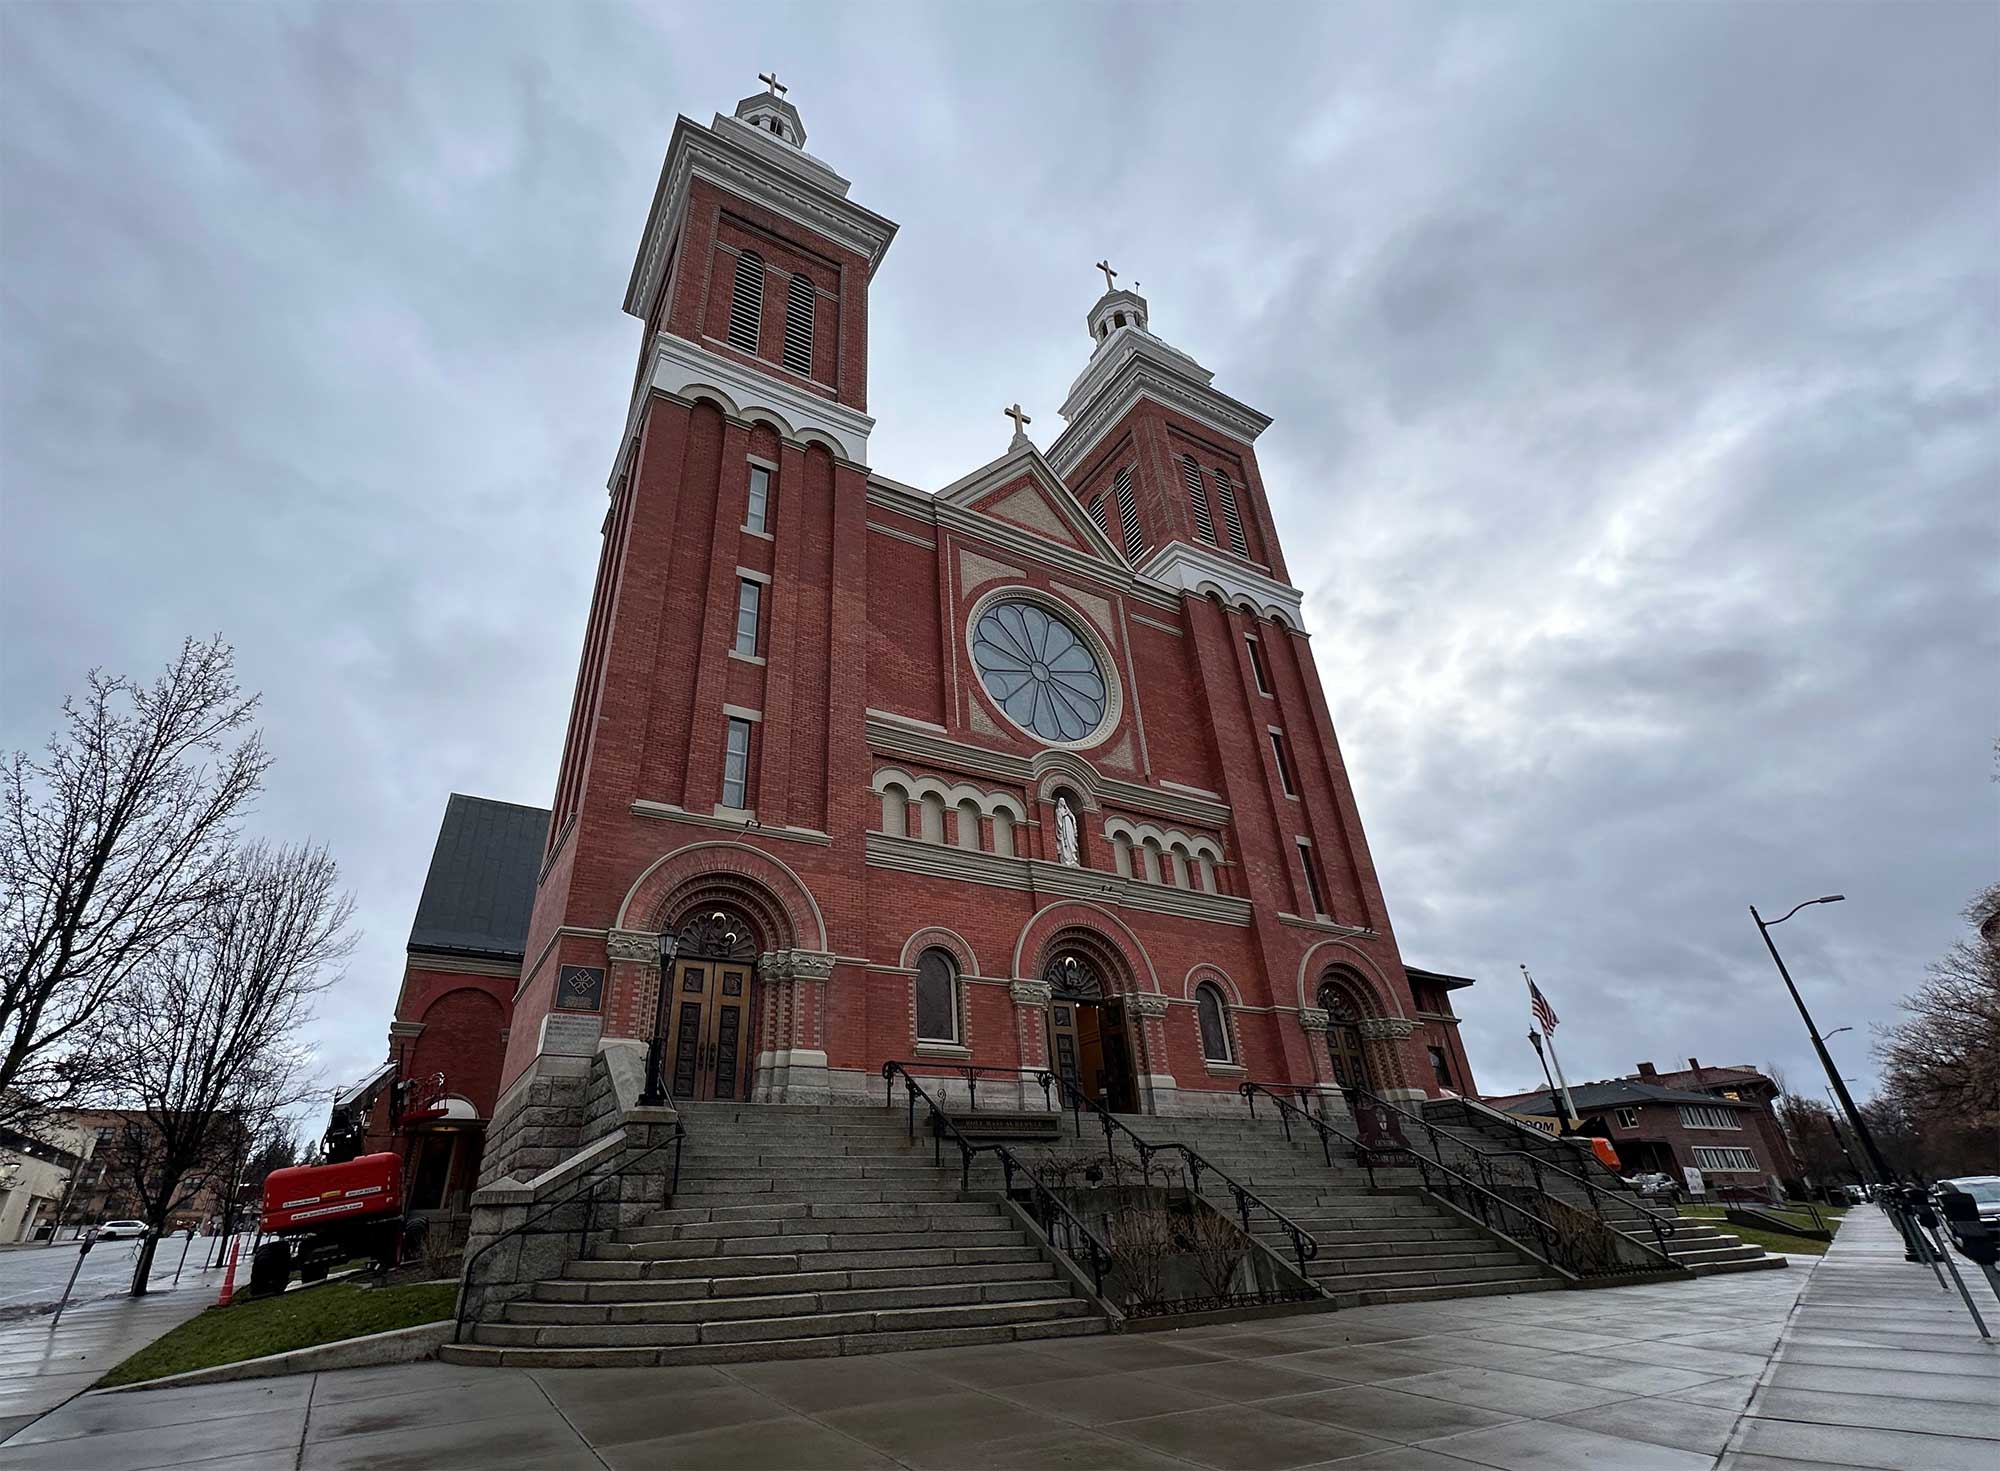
877 1060 1037 1115
1033 1070 1320 1281
454 1121 686 1344
1237 1081 1390 1189
882 1062 1115 1299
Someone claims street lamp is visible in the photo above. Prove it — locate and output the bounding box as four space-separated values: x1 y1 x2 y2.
1750 894 1894 1184
638 928 683 1107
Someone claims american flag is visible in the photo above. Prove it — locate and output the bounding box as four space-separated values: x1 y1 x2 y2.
1529 979 1559 1035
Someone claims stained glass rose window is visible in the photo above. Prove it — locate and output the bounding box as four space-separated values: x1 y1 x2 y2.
971 601 1108 743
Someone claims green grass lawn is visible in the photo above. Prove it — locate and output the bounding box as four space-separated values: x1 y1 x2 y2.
98 1280 456 1388
1677 1202 1847 1257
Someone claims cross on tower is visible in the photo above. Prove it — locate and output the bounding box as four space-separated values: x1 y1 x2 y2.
758 71 787 98
1003 403 1032 438
1094 259 1117 293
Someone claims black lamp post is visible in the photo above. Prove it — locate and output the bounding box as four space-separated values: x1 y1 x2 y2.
639 929 682 1107
1751 895 1894 1185
1527 1030 1569 1136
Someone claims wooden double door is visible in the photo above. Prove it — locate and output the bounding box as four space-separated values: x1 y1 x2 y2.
1048 996 1139 1114
667 956 754 1101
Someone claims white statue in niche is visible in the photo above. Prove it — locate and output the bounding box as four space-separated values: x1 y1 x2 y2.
1054 795 1080 867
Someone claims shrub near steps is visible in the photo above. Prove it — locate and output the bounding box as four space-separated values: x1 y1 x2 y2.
440 1102 1106 1369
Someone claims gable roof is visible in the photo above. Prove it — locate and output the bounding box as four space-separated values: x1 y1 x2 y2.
935 440 1130 569
1405 965 1477 993
1489 1079 1761 1116
407 794 550 962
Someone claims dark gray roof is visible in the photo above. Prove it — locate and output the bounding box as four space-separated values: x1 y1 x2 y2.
1405 965 1476 992
1491 1078 1760 1116
406 794 549 961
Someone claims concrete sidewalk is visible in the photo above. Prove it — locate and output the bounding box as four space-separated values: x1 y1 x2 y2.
0 1282 212 1441
1 1265 1810 1470
1719 1205 2000 1470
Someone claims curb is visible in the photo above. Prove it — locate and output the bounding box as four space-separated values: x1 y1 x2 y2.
99 1319 455 1393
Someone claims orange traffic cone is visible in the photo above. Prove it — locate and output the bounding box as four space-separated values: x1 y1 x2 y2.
217 1237 241 1306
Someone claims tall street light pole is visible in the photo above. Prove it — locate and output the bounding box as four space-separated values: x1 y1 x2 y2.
1751 895 1894 1184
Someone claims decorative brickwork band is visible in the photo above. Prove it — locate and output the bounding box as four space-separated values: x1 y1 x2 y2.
1008 978 1053 1006
1125 992 1170 1019
1358 1017 1415 1041
606 929 657 964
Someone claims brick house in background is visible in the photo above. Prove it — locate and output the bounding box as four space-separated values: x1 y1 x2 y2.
357 795 546 1216
1488 1061 1800 1193
1622 1059 1801 1184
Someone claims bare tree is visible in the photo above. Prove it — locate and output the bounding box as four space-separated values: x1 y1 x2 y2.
97 841 352 1293
1873 884 2000 1163
1 638 266 1134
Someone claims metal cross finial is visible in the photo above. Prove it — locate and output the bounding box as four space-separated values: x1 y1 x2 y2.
758 71 787 98
1094 259 1117 293
1004 402 1032 437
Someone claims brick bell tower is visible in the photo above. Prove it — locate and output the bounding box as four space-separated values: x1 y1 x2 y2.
1045 268 1433 1105
491 77 898 1128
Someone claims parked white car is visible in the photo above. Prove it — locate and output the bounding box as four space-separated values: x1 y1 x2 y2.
95 1220 149 1239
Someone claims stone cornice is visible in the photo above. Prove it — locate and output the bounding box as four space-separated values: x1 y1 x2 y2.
646 334 875 462
1277 912 1378 940
624 114 898 321
1142 543 1305 627
864 716 1232 828
630 799 832 847
863 831 1252 928
1049 364 1273 480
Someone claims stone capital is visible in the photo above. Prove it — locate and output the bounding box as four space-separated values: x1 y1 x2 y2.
1125 992 1170 1019
606 929 658 965
1008 979 1053 1006
1359 1016 1415 1041
1296 1007 1331 1033
764 949 837 983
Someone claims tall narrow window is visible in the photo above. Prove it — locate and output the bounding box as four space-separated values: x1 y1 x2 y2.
991 810 1015 857
1212 467 1250 556
1245 634 1272 695
955 799 982 851
1429 1046 1454 1089
1196 983 1232 1062
881 783 908 836
915 948 960 1043
1269 729 1297 796
1297 839 1326 916
726 251 765 355
1180 456 1216 543
1114 466 1145 559
782 274 815 375
721 718 753 809
733 579 762 656
745 464 772 533
920 792 945 843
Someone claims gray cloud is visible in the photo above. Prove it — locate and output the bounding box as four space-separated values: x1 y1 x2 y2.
3 2 1992 1123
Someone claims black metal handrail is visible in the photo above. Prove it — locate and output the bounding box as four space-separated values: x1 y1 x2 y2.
1032 1070 1320 1280
877 1060 1036 1116
453 1121 686 1344
1238 1083 1676 1281
881 1062 1115 1299
1382 1091 1678 1264
1237 1081 1391 1190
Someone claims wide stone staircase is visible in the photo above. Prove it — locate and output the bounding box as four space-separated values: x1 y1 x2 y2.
440 1102 1105 1368
1096 1112 1566 1307
1417 1098 1787 1275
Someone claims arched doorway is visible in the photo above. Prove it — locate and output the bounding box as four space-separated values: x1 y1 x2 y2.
1043 939 1139 1113
662 908 759 1101
1317 979 1373 1100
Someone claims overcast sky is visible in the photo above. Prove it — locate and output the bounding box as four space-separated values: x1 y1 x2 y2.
4 2 1994 1128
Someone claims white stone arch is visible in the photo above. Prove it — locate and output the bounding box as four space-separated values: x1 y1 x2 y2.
678 382 742 417
1181 961 1243 1006
871 767 1027 824
1010 900 1163 993
614 838 829 953
739 404 798 441
1292 938 1407 1018
794 427 846 457
898 925 981 977
1101 817 1222 865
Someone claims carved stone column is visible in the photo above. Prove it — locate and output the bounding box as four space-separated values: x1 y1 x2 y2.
755 949 836 1103
1123 992 1177 1116
1008 978 1052 1107
1292 1007 1352 1121
605 928 658 1043
1359 1016 1424 1102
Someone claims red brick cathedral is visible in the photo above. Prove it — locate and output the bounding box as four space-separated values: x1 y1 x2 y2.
370 81 1478 1202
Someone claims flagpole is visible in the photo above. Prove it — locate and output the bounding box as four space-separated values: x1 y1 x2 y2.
1522 965 1580 1129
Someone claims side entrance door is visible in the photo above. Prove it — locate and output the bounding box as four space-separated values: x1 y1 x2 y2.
667 957 753 1101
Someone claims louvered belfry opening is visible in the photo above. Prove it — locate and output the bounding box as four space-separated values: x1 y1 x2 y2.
1212 466 1250 556
726 251 765 355
1181 455 1217 543
781 273 814 375
1113 466 1146 559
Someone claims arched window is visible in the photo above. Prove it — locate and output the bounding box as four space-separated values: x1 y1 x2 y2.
1168 844 1191 888
782 274 815 375
726 251 765 355
1111 833 1132 878
1195 852 1217 893
991 810 1015 858
880 783 908 837
919 792 945 844
1140 839 1163 884
1196 983 1232 1062
915 948 959 1044
955 799 982 851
